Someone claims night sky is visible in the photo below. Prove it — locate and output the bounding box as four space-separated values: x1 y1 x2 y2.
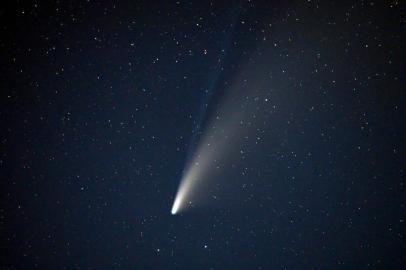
1 1 405 269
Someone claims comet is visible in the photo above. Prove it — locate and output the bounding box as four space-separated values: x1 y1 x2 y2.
170 7 274 215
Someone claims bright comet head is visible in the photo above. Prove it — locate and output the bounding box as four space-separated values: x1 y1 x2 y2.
171 176 190 215
171 196 181 215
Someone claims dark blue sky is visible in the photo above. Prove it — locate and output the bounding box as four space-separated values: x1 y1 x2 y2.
1 1 405 269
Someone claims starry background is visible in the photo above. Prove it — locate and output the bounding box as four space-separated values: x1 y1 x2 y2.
1 1 405 269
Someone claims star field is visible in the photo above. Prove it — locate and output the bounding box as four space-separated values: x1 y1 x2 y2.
1 1 405 269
